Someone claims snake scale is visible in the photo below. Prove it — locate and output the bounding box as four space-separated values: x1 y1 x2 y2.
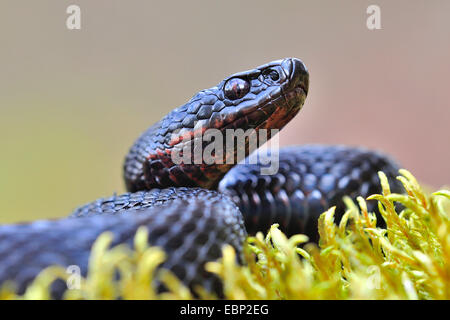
0 58 402 297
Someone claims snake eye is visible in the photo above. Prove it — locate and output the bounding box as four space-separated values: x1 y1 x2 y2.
224 78 250 100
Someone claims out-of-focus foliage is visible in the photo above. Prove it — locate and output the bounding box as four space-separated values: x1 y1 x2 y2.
1 170 449 300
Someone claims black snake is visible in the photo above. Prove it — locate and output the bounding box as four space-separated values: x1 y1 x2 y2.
0 58 402 297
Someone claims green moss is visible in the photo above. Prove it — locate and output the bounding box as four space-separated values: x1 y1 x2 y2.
2 170 450 300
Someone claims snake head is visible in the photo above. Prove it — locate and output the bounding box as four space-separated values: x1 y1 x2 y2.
170 57 309 142
213 57 309 131
224 57 309 130
124 58 309 190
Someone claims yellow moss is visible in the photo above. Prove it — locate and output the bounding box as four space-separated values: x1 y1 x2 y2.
1 169 449 300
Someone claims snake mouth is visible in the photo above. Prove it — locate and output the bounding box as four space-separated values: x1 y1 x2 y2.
282 85 307 113
297 82 308 97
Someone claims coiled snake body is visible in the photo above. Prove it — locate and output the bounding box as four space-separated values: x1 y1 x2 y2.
0 58 402 297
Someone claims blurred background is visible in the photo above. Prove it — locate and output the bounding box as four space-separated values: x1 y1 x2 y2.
0 0 449 223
